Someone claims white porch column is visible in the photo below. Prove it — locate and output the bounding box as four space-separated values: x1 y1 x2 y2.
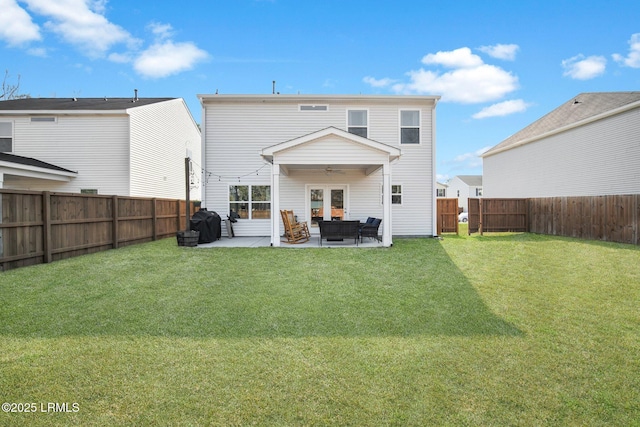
271 162 280 247
0 172 3 188
382 162 392 247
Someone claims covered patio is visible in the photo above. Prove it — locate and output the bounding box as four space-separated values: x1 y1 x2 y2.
260 127 401 248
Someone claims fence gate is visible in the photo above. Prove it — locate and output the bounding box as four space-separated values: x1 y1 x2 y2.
468 198 480 234
437 198 459 234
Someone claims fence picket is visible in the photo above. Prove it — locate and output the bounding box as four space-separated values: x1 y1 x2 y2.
1 189 197 271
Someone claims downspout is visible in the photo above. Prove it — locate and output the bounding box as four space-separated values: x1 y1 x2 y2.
199 97 207 208
271 161 280 247
431 99 438 237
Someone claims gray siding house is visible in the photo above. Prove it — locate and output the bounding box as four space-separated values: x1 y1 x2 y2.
198 94 440 247
0 97 201 199
482 92 640 198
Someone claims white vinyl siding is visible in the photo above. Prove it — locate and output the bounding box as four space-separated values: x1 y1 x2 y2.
10 115 130 195
129 99 201 199
202 96 437 237
483 107 640 198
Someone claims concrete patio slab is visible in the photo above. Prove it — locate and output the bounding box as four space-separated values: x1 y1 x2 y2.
195 236 385 248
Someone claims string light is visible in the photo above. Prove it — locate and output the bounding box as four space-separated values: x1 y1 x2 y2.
190 160 270 184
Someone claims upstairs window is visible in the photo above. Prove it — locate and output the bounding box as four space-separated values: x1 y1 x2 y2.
348 110 368 138
0 122 12 152
400 110 420 144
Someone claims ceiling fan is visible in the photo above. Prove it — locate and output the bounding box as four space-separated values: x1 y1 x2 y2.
323 166 345 176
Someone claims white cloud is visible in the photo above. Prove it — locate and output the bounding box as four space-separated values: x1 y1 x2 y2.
422 47 484 68
108 52 132 63
148 22 175 41
5 2 209 78
472 99 530 119
368 46 519 104
478 43 519 61
23 0 138 57
393 63 518 103
362 76 396 88
27 47 48 57
134 41 209 78
451 146 492 169
0 0 41 46
612 33 640 68
436 173 450 183
562 54 606 80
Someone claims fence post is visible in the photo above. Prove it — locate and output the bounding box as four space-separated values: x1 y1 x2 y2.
479 198 483 235
176 199 182 232
43 191 52 263
152 198 157 241
112 195 119 249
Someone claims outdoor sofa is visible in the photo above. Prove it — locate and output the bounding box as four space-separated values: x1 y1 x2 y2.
318 220 360 246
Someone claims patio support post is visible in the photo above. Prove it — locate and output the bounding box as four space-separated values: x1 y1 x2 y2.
382 162 392 247
271 162 280 247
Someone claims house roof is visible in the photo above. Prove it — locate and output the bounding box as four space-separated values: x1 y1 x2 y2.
454 175 482 186
199 93 440 106
262 127 402 159
483 92 640 157
0 152 77 174
0 97 175 112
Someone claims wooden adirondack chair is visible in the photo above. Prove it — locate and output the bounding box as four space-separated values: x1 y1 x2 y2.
280 210 310 244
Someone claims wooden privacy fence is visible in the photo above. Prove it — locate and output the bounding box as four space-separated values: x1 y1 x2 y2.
529 195 639 245
467 195 639 245
468 198 528 234
436 198 459 234
0 190 198 271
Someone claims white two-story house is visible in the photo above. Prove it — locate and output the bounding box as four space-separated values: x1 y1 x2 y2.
198 94 440 247
0 96 201 199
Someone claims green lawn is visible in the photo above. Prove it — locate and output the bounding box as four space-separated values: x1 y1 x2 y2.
1 231 639 426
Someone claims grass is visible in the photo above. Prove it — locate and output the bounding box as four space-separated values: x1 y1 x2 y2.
1 230 639 426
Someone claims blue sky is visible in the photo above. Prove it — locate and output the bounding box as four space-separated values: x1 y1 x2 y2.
2 0 639 182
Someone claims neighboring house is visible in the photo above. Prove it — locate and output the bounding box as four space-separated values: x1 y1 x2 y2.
436 181 448 197
0 96 201 199
447 175 482 212
482 92 640 198
198 94 440 247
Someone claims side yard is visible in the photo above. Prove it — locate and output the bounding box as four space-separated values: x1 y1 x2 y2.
0 232 638 425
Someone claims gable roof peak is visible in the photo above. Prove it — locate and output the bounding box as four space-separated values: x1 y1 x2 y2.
483 91 640 157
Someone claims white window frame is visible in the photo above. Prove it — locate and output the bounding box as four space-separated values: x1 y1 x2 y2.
381 183 403 205
391 184 403 205
347 109 369 138
399 109 421 145
228 184 271 220
0 121 13 153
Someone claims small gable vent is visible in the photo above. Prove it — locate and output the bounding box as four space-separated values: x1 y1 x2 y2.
299 105 328 111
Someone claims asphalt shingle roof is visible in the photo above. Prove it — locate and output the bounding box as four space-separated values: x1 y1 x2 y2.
0 152 76 173
456 175 482 186
483 92 640 156
0 97 175 111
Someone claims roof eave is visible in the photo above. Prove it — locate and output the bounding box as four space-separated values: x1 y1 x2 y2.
483 98 640 158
